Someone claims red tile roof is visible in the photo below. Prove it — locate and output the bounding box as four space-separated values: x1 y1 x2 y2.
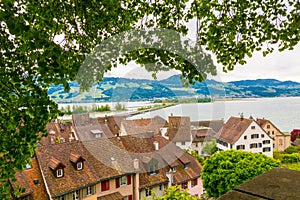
121 116 167 136
36 141 100 197
217 117 254 144
11 157 49 199
256 118 284 136
72 114 114 141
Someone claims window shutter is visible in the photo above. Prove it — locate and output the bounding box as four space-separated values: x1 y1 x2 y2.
194 178 198 186
116 178 120 188
128 195 133 200
127 175 131 185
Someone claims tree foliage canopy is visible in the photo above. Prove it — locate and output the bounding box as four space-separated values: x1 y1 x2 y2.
156 185 200 200
1 0 299 198
201 150 281 199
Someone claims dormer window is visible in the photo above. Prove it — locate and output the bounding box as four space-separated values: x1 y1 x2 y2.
184 163 189 170
57 168 63 177
142 157 158 175
49 157 66 178
77 162 83 170
172 167 176 172
70 153 85 171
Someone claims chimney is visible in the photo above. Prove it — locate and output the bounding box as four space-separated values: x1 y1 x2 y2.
133 158 139 171
166 169 174 187
153 141 159 151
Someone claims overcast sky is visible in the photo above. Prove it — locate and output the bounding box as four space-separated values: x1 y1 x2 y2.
104 43 300 83
104 19 300 83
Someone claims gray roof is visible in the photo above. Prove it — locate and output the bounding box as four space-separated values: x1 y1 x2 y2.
218 168 300 200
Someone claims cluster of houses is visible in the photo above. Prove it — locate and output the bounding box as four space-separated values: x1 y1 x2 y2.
11 113 292 200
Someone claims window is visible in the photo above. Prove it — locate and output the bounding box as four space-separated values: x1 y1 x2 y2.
72 190 79 200
251 126 255 129
236 145 245 150
146 188 152 197
25 163 32 169
261 134 264 138
120 176 127 186
217 140 228 147
101 180 110 191
272 131 275 135
57 196 65 200
191 178 198 187
251 134 259 139
181 141 186 145
159 184 163 191
279 139 283 146
263 147 271 152
123 195 133 200
149 159 158 175
267 125 270 129
56 169 63 178
184 163 189 170
250 143 258 149
181 182 188 189
263 140 271 144
172 167 176 172
244 136 247 140
77 162 83 170
259 143 262 147
86 186 93 196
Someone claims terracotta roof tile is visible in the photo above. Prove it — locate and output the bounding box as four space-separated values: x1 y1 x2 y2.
72 114 114 141
36 141 100 197
11 157 49 199
256 118 284 135
121 116 167 136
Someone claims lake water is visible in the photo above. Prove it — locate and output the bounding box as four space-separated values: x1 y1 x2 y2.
128 97 300 132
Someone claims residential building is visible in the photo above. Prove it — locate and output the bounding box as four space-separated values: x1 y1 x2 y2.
219 168 300 199
167 116 192 150
191 127 216 155
36 141 135 200
119 116 168 137
191 120 224 133
256 118 291 151
11 130 203 199
216 116 273 157
72 114 114 141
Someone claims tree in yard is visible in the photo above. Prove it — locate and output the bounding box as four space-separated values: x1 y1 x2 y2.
202 139 217 156
156 185 200 200
201 150 280 199
1 0 299 199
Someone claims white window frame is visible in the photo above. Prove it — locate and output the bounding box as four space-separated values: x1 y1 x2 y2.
56 169 63 178
77 162 83 170
72 190 79 200
86 186 93 196
120 176 127 186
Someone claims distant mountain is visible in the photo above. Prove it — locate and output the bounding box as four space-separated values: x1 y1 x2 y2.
48 75 300 103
